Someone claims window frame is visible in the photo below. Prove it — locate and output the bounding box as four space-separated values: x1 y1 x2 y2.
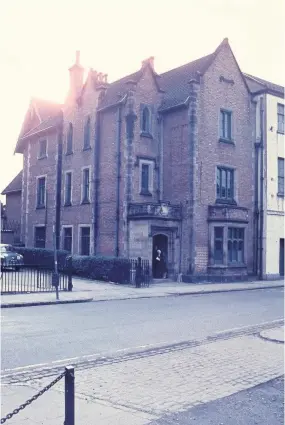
139 159 154 196
213 227 224 264
34 225 46 248
227 227 245 264
62 225 73 253
36 175 47 209
66 123 73 155
219 109 233 143
64 171 73 206
278 157 284 196
210 224 246 267
81 167 91 204
277 103 284 134
216 166 235 204
38 139 48 159
140 104 153 138
79 225 91 256
83 116 91 150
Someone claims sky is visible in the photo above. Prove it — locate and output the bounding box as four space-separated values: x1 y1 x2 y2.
0 0 284 202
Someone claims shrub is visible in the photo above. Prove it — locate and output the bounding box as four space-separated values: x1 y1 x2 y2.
13 246 70 271
71 255 131 284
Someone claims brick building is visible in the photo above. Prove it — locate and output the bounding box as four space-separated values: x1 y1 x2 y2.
13 38 264 281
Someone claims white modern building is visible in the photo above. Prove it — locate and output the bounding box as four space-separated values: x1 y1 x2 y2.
245 74 284 279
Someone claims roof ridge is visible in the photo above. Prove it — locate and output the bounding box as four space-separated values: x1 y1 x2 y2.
159 52 214 78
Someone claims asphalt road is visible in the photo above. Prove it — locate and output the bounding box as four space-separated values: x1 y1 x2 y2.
1 288 284 371
149 376 284 425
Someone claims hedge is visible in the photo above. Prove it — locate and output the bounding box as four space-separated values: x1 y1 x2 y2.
71 255 131 284
13 247 70 271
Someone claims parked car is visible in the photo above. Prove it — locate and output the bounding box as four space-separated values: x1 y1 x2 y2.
0 244 24 271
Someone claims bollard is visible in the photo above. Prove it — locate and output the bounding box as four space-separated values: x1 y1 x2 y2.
64 366 75 425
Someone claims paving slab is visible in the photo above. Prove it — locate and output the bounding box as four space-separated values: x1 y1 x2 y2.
1 276 283 308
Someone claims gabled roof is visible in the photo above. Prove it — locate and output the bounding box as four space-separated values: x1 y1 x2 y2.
244 73 284 97
158 53 215 110
1 171 23 195
31 98 63 122
19 114 62 140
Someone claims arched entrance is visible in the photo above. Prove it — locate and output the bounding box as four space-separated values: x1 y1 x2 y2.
152 234 168 278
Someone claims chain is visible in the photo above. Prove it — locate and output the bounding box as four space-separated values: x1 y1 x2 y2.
1 371 66 424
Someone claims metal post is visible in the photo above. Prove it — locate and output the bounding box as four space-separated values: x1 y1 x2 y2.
64 366 75 425
53 224 59 300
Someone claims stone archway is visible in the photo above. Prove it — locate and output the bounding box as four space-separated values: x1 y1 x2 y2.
152 234 168 278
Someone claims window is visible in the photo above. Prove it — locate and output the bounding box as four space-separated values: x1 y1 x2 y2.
277 104 284 134
141 105 152 135
37 177 46 208
80 227 90 255
278 157 284 195
139 161 153 195
83 116 91 150
66 123 73 154
64 172 72 206
38 139 47 158
63 227 72 252
34 226 46 248
228 227 244 264
216 167 234 202
82 168 90 203
214 227 224 264
220 110 232 141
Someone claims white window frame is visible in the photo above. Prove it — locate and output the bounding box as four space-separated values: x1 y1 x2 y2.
62 225 73 253
38 138 48 159
81 166 91 203
64 170 73 206
139 159 154 195
78 224 91 256
36 175 47 208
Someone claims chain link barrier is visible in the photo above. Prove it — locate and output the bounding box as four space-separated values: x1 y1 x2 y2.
1 370 66 423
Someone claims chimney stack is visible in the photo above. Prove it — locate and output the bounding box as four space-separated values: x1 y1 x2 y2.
141 56 155 71
68 51 84 102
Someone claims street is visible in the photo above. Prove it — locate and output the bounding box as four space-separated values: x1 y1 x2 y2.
1 287 284 424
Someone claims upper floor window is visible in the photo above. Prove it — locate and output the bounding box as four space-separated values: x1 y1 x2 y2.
64 172 72 206
139 160 154 196
278 157 284 196
277 103 284 134
216 167 234 203
140 105 152 136
83 116 91 150
220 109 232 142
38 139 47 159
36 177 46 208
82 168 90 203
66 123 73 154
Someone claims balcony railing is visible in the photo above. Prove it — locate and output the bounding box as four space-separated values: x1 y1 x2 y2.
128 202 182 220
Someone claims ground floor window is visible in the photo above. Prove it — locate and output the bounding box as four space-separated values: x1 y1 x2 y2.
80 226 90 255
63 227 72 253
34 226 46 248
212 225 245 266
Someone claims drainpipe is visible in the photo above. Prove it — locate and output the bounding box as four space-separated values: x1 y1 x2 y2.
115 105 122 257
55 122 63 250
157 114 164 202
254 139 259 276
93 111 101 255
259 96 265 279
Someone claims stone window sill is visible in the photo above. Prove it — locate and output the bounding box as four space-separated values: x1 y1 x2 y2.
219 137 235 145
81 199 90 205
209 263 246 269
215 198 237 206
82 146 91 151
277 130 284 135
140 131 153 139
66 151 73 156
277 192 285 198
140 190 152 197
37 155 47 160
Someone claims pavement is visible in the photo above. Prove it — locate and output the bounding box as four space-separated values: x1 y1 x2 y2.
1 325 284 424
1 275 284 308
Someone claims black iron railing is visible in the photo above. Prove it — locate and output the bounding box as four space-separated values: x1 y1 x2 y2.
0 263 72 294
129 257 151 287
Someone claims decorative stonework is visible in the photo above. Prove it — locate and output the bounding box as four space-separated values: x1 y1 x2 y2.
208 205 249 223
128 202 182 221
